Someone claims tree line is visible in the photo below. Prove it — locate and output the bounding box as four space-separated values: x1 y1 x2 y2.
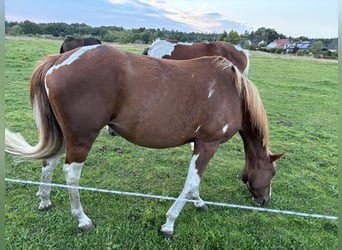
4 20 292 44
5 20 335 50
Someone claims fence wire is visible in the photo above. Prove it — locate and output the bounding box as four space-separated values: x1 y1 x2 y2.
5 178 338 221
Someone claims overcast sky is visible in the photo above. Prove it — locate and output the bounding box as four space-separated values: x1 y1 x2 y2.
5 0 338 38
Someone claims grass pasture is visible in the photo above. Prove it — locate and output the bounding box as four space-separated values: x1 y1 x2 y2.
4 38 338 249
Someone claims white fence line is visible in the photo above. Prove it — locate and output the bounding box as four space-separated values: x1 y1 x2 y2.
5 178 338 220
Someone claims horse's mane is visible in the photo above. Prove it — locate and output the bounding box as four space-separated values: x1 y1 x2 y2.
214 57 269 149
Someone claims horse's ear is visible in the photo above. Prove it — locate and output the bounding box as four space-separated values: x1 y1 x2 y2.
269 153 284 163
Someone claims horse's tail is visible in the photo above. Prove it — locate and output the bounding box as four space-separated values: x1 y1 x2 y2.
5 54 65 160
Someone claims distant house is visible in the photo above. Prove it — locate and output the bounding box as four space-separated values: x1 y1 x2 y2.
239 38 252 47
249 38 266 47
284 42 297 53
327 38 338 52
295 40 313 51
257 40 267 47
266 39 290 49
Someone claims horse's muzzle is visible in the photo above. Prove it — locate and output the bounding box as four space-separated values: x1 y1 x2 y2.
254 196 270 206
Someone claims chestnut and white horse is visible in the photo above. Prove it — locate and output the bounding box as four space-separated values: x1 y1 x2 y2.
5 44 282 238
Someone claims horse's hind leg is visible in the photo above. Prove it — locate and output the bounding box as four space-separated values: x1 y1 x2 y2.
37 155 61 210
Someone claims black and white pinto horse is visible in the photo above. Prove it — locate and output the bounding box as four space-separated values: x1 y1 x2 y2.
143 38 250 76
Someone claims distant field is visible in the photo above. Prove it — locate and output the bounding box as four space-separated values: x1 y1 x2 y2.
5 38 338 249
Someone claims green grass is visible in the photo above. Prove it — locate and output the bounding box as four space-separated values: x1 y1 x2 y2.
5 38 338 249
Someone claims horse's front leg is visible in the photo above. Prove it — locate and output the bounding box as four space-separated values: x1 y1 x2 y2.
63 162 95 231
37 155 61 210
161 143 218 239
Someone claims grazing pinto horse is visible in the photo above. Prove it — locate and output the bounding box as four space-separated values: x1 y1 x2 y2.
143 38 250 76
60 36 101 53
5 44 282 238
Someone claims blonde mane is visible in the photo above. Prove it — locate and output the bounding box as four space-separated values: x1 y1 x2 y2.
214 57 269 149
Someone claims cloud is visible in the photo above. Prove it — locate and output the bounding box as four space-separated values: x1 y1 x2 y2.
108 0 132 4
134 0 247 32
6 0 248 33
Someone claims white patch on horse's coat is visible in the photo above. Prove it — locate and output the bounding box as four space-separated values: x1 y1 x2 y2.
147 38 192 58
242 50 250 76
234 45 250 76
233 44 244 52
44 81 49 96
222 123 229 133
208 79 216 98
161 154 203 234
44 45 100 97
48 45 100 75
195 125 201 134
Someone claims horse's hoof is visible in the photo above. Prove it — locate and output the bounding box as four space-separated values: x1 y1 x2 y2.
79 222 96 232
38 203 54 211
195 204 208 211
161 230 174 239
107 127 118 136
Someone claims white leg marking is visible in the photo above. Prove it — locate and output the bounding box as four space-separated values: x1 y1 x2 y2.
161 154 204 235
63 162 94 230
37 155 61 210
222 123 229 133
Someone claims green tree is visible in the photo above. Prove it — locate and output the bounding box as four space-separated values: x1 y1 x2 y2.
22 20 42 35
224 30 241 44
8 25 22 36
250 27 285 44
312 41 323 53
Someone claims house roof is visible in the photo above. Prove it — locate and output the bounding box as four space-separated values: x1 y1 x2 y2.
296 40 313 50
266 39 289 48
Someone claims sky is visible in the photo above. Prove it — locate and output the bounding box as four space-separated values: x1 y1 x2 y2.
5 0 338 38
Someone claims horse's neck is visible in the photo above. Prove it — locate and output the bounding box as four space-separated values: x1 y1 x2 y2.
239 130 268 162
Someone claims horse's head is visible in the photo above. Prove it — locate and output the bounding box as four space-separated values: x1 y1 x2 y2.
241 153 283 206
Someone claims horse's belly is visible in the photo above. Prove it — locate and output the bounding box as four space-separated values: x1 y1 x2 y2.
111 116 198 149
